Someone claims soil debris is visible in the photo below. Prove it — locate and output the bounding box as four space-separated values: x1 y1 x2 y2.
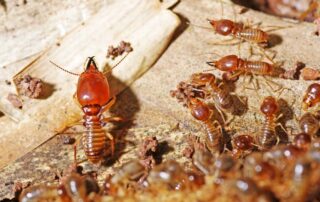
279 61 305 80
17 75 43 98
170 81 205 107
138 136 159 170
106 41 133 59
7 93 23 109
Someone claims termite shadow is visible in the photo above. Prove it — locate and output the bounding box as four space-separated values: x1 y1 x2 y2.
219 78 249 116
153 141 174 164
276 98 294 144
267 34 282 48
169 12 190 44
103 73 140 166
38 81 56 99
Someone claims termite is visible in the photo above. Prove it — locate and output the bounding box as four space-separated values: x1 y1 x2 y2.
231 134 256 158
243 152 278 182
187 98 224 153
51 57 123 164
293 133 312 150
207 55 276 77
302 83 320 110
19 173 98 202
208 19 269 47
148 160 204 191
190 73 234 121
299 112 319 137
104 160 147 195
257 96 282 149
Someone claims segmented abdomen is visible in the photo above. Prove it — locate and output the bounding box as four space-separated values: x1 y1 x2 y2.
213 88 234 112
82 117 106 164
258 116 277 149
236 28 268 43
205 121 223 153
243 61 272 75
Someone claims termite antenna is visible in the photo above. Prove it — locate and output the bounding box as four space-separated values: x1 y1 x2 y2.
203 68 216 72
104 52 130 75
49 61 80 76
186 21 212 30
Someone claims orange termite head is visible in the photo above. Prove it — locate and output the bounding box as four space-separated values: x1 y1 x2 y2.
188 98 211 121
302 83 320 110
190 73 215 86
77 57 110 108
207 19 235 36
207 55 240 72
260 96 278 116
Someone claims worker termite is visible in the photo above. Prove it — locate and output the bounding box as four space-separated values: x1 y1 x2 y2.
299 112 319 137
302 83 320 110
19 173 99 202
257 96 285 149
189 73 235 122
243 152 278 182
187 98 224 154
104 160 147 196
148 160 204 191
207 55 280 77
207 19 269 47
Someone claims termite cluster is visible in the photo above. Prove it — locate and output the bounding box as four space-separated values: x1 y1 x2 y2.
6 3 320 202
168 10 320 202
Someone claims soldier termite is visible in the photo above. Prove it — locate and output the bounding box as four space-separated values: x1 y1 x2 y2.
50 52 130 164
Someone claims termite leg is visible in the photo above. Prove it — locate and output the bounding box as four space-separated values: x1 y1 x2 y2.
262 76 282 92
275 121 289 140
106 132 115 156
73 136 84 165
73 93 82 108
214 105 227 124
101 117 124 123
54 121 83 135
230 92 247 107
227 70 244 81
208 38 242 46
100 96 116 114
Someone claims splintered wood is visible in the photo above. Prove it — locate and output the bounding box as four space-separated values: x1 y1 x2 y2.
0 0 180 169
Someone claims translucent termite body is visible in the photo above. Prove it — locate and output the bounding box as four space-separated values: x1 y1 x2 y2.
190 73 234 113
302 83 320 110
208 19 269 47
188 98 224 153
257 96 279 149
207 55 274 76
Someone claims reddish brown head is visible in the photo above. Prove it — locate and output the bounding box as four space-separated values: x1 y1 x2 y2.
77 57 110 109
232 135 255 151
302 83 320 110
260 96 278 116
207 55 240 72
188 98 211 121
293 133 311 150
208 19 236 36
190 73 215 86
